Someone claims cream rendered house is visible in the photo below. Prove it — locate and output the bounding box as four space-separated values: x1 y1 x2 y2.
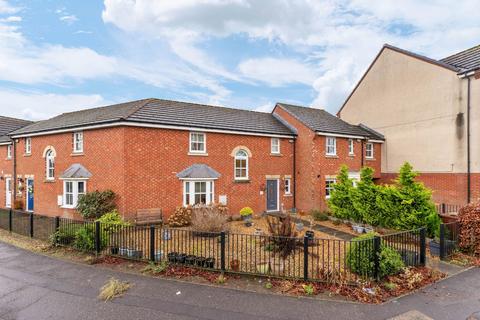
338 44 480 205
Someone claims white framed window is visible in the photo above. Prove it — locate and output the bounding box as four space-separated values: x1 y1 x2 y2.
284 178 291 195
25 137 31 155
325 178 336 199
73 132 83 153
234 149 249 180
271 138 280 154
6 145 12 159
348 139 354 155
63 180 86 208
45 149 55 180
326 137 336 156
365 143 374 159
189 132 206 153
183 180 214 206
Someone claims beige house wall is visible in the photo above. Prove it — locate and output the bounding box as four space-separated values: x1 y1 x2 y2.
339 48 470 174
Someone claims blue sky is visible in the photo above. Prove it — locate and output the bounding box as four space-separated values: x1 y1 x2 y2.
0 0 479 120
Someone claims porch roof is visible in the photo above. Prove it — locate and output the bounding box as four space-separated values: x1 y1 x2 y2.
60 164 92 179
176 164 221 180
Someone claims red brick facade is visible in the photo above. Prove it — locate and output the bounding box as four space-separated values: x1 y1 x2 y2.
380 172 480 205
2 104 383 220
11 126 294 220
0 144 14 209
273 106 382 212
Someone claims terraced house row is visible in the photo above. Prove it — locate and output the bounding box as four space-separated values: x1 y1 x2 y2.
0 99 383 220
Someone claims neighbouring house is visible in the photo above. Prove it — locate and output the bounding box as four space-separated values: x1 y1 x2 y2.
338 44 480 206
273 103 383 212
0 116 34 209
4 98 382 220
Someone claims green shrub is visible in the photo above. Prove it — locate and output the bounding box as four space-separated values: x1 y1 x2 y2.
352 167 379 225
311 209 329 221
49 224 83 246
76 190 116 219
346 233 404 278
392 163 440 237
240 207 254 217
328 165 357 220
96 210 130 233
73 224 108 252
379 246 404 278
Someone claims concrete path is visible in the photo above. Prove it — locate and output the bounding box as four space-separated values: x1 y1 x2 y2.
0 241 479 320
292 216 355 240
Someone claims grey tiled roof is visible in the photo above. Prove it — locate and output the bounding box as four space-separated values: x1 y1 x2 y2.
12 98 294 137
0 116 33 143
277 103 384 140
440 45 480 73
176 164 221 179
61 164 92 179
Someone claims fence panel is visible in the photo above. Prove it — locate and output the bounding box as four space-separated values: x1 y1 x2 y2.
0 208 9 230
33 214 55 241
11 210 30 237
381 229 422 267
440 222 459 259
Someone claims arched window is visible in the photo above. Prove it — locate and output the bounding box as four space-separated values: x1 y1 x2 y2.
46 149 55 180
234 150 248 180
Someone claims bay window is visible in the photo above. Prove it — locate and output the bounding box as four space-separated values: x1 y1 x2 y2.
183 180 214 206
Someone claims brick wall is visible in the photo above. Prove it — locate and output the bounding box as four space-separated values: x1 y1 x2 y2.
123 127 294 218
0 144 13 208
13 126 294 219
15 128 126 219
379 172 480 205
273 106 382 212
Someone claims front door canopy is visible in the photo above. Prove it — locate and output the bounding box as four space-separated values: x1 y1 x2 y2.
177 164 220 180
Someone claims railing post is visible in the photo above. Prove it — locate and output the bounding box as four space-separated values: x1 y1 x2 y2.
150 225 156 262
29 212 34 238
303 235 309 281
220 232 226 272
420 228 426 266
439 224 446 260
373 236 381 281
8 209 12 232
95 221 101 254
54 216 60 245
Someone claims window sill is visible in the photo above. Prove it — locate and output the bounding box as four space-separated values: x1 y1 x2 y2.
270 153 282 157
23 154 31 157
71 152 84 156
61 206 75 209
233 179 250 183
283 194 293 197
5 158 12 161
44 179 55 183
188 152 208 156
366 158 375 161
348 154 355 157
325 155 338 159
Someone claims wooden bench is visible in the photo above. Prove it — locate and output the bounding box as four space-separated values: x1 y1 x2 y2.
134 208 163 225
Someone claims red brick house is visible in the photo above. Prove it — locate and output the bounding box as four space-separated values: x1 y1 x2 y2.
0 116 33 209
273 103 383 212
4 98 382 220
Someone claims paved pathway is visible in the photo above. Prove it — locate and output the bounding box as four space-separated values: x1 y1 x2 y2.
0 241 479 320
292 216 355 240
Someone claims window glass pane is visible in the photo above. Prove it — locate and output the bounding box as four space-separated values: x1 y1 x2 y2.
78 181 85 194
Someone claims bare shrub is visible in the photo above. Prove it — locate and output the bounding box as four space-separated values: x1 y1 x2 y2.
458 202 480 255
98 278 131 301
266 214 298 259
168 206 193 227
191 204 229 233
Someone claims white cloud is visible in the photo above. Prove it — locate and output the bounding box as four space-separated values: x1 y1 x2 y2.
102 0 480 112
0 89 109 120
239 57 317 87
0 0 18 14
0 16 21 22
59 14 78 24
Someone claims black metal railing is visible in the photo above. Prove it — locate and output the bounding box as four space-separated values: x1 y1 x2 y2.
0 209 427 283
439 221 459 260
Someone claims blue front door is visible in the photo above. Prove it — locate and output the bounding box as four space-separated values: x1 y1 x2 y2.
26 179 34 212
266 179 278 211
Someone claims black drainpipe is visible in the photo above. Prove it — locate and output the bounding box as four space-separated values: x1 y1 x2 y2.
293 138 297 210
467 76 471 203
360 139 365 167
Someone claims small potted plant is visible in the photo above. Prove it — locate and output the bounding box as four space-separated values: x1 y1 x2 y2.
296 222 304 231
167 252 178 263
205 257 215 268
256 262 270 274
185 255 196 265
154 250 164 261
240 207 254 221
244 217 253 227
196 257 207 267
119 247 128 256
